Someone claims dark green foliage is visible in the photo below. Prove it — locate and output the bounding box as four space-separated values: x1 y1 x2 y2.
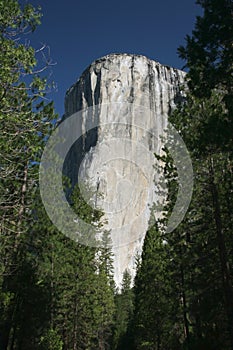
0 1 116 349
178 0 233 98
39 329 63 350
112 270 134 349
178 0 233 147
0 0 57 348
132 224 185 350
130 1 233 349
30 184 115 350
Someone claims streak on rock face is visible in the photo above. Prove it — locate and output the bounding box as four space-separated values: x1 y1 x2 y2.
63 53 186 287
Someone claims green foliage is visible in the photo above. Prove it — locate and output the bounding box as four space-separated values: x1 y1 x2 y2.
131 1 233 349
30 183 115 350
0 0 56 240
132 224 184 349
39 329 63 350
178 0 233 147
178 0 233 98
112 270 134 349
0 0 41 33
0 0 57 349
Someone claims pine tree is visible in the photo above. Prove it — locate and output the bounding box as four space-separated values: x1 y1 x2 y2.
169 100 233 349
132 224 182 350
132 1 233 348
178 0 233 119
0 0 57 348
175 1 233 345
112 269 134 350
32 183 116 350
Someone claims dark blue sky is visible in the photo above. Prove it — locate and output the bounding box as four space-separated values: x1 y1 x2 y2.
28 0 202 117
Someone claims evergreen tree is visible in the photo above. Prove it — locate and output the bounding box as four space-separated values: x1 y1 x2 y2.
32 184 115 350
112 269 134 350
0 0 56 348
176 1 233 346
132 1 233 349
132 224 182 350
178 0 233 120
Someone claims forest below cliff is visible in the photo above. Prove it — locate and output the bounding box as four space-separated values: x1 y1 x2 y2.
0 0 233 349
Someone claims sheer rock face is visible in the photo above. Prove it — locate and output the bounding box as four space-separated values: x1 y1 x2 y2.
64 53 186 287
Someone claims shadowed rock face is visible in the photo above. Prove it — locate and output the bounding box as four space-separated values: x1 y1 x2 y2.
63 53 186 287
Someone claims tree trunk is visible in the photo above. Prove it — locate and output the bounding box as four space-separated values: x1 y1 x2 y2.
180 262 190 348
209 157 233 349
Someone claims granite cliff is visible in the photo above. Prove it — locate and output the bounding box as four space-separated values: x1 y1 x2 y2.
63 53 186 287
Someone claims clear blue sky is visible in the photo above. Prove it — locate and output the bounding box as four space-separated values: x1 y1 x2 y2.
28 0 202 117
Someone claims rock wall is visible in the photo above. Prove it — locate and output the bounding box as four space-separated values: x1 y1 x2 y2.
63 53 186 287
